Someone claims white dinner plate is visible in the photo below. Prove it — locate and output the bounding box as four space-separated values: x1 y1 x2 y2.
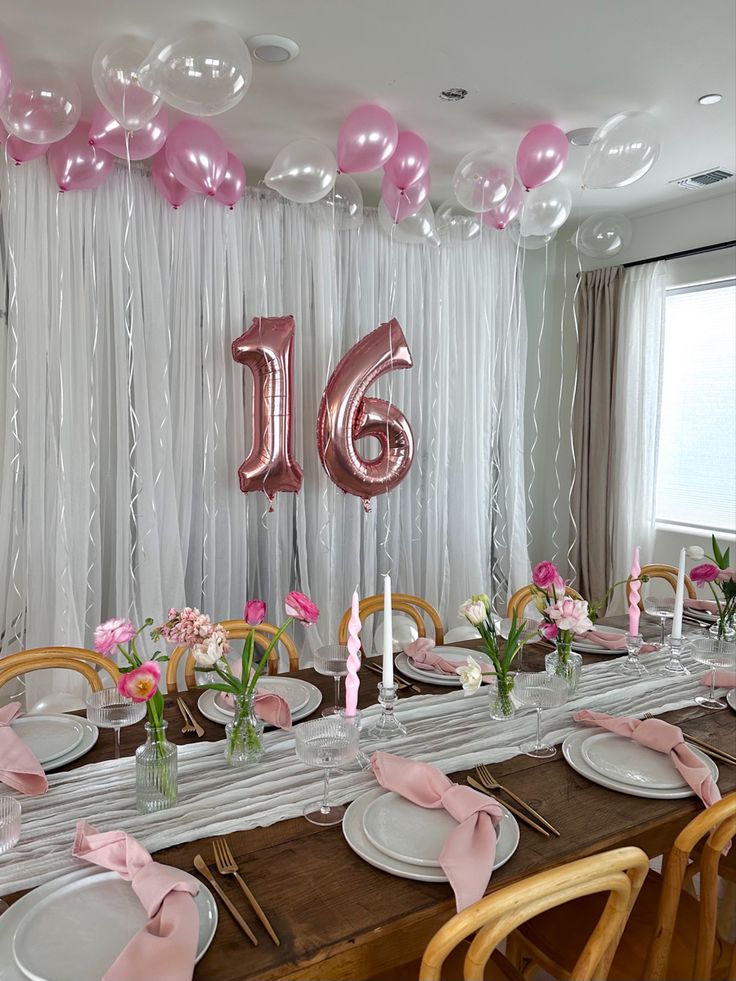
11 869 217 981
563 729 718 799
581 732 688 790
394 646 479 687
343 787 520 883
684 607 718 624
727 689 736 712
197 677 322 726
11 715 85 766
214 677 311 716
16 716 99 772
571 626 627 654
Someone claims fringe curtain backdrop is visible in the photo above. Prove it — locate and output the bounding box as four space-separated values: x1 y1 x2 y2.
0 161 530 698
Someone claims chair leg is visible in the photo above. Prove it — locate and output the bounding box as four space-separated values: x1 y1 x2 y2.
506 932 537 979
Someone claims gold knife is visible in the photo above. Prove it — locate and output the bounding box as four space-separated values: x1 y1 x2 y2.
362 659 422 694
177 696 205 738
193 854 258 945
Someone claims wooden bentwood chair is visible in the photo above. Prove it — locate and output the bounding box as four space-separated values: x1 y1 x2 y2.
626 563 696 610
165 619 299 694
0 646 121 699
337 593 444 648
506 584 583 620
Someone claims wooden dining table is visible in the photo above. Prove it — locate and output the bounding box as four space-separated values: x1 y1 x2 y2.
5 615 736 981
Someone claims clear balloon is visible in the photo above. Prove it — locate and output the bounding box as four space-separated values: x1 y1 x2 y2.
519 180 572 237
583 111 660 189
0 60 81 145
314 173 363 230
0 37 11 106
138 23 253 117
336 104 398 174
88 104 168 160
265 139 336 203
91 35 162 130
165 119 227 196
516 123 569 190
482 180 524 230
573 213 633 257
383 130 429 190
435 199 481 244
214 152 246 208
507 219 556 251
378 200 440 246
151 148 193 208
452 150 514 213
381 171 430 222
48 121 113 192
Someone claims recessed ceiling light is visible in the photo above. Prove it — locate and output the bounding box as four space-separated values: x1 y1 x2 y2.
439 88 468 102
698 93 722 105
566 127 597 147
248 35 300 64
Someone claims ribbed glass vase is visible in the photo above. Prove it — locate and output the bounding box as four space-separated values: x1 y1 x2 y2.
135 721 178 813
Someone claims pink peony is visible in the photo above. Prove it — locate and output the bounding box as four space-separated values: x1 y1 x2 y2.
284 590 319 624
94 618 137 656
539 622 558 642
532 561 560 590
117 661 160 703
717 567 736 583
690 563 721 587
547 597 593 636
244 599 266 626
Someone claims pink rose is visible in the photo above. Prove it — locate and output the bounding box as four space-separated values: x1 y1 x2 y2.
690 563 721 587
539 622 558 642
244 599 266 626
117 661 160 703
547 597 593 636
532 561 560 590
94 618 137 656
284 590 319 624
717 567 736 583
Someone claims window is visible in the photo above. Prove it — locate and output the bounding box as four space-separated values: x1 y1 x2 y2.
655 279 736 533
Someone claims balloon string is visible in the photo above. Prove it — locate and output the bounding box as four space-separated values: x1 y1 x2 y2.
318 182 339 553
526 239 549 552
566 231 584 583
85 198 100 634
551 244 569 565
381 219 399 570
201 195 213 604
54 192 72 636
255 199 273 514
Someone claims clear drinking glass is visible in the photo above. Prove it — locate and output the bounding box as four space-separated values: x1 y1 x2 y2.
313 645 350 717
515 672 568 758
295 717 359 825
689 637 736 710
85 687 147 759
0 796 21 855
643 596 675 648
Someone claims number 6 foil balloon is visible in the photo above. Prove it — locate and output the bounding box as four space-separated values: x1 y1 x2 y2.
317 319 414 509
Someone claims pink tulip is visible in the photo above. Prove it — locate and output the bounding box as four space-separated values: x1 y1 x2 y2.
118 661 160 703
284 591 319 624
539 622 558 642
94 618 137 656
244 600 266 626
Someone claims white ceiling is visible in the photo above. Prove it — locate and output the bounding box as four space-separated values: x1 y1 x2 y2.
3 0 735 216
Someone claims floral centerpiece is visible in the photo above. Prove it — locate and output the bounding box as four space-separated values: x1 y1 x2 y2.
457 593 529 720
529 561 593 692
687 538 736 641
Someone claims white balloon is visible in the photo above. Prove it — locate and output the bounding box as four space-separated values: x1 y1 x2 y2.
0 60 81 144
519 180 572 237
92 35 161 130
452 149 514 213
507 220 556 251
138 23 253 116
265 140 337 203
314 173 363 230
378 200 440 246
573 213 633 257
435 199 481 245
583 111 660 189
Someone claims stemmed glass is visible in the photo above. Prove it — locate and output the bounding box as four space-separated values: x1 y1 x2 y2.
689 638 736 710
295 717 359 825
313 645 350 717
514 672 568 758
643 596 675 648
85 687 147 759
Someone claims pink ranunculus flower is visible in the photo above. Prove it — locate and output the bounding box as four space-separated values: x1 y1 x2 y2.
244 599 266 626
690 562 721 587
717 567 736 583
117 661 161 703
94 618 137 656
532 561 560 590
539 621 558 642
547 597 593 636
284 590 319 624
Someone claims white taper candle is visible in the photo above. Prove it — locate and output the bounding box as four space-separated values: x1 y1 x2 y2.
671 547 687 640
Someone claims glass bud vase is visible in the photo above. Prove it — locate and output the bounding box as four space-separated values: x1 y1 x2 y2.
136 721 178 814
225 693 265 767
545 637 582 695
489 672 516 721
709 616 736 642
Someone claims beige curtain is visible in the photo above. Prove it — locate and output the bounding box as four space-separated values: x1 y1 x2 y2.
570 265 623 602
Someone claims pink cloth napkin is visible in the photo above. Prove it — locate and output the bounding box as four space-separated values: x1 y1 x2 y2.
371 751 503 911
73 821 199 981
685 599 719 614
0 702 48 796
701 670 736 688
580 630 657 653
573 710 720 808
405 637 487 681
217 689 292 729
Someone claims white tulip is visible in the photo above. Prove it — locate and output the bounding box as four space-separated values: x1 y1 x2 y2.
463 601 487 627
456 655 483 695
192 636 223 669
686 545 705 560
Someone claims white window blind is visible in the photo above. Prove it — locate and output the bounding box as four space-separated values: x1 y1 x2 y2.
655 279 736 533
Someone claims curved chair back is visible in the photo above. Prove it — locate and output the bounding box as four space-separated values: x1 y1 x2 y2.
627 563 696 610
337 593 444 647
0 646 120 696
419 846 649 981
165 619 298 694
506 584 582 620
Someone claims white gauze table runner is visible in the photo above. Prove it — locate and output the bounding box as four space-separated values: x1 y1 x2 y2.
0 654 716 894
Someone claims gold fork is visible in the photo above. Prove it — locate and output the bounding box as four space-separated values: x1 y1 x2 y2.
176 697 204 738
475 765 560 836
212 838 280 946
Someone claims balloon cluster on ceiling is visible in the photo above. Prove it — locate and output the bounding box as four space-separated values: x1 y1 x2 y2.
0 24 660 256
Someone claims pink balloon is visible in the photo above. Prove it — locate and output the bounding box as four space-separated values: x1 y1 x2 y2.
381 171 430 223
89 104 168 161
337 104 398 174
383 130 429 190
516 123 569 189
482 180 524 230
165 119 227 196
2 127 49 164
0 37 11 106
151 148 194 209
48 121 113 192
214 152 246 208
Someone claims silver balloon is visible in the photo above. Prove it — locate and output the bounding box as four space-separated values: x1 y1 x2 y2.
314 173 363 230
265 139 337 203
573 214 633 257
583 111 660 189
0 60 81 144
92 35 161 130
519 180 572 237
507 220 556 251
452 149 514 213
435 199 481 245
378 200 440 246
138 23 253 116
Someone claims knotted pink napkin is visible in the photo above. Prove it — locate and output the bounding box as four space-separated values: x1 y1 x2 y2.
0 702 48 795
573 711 720 808
73 821 199 981
580 630 657 653
405 638 485 680
701 670 736 688
685 599 719 614
371 751 503 911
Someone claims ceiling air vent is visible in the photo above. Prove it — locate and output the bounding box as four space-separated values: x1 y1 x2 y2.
670 168 734 190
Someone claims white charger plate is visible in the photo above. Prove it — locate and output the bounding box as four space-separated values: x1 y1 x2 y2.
16 716 99 772
684 607 718 624
11 715 85 766
727 689 736 712
571 626 627 654
343 787 519 882
581 732 688 790
394 646 478 687
11 868 217 981
563 729 718 799
198 677 322 726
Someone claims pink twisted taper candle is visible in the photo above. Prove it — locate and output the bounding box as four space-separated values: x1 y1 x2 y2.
629 546 641 636
345 589 361 716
